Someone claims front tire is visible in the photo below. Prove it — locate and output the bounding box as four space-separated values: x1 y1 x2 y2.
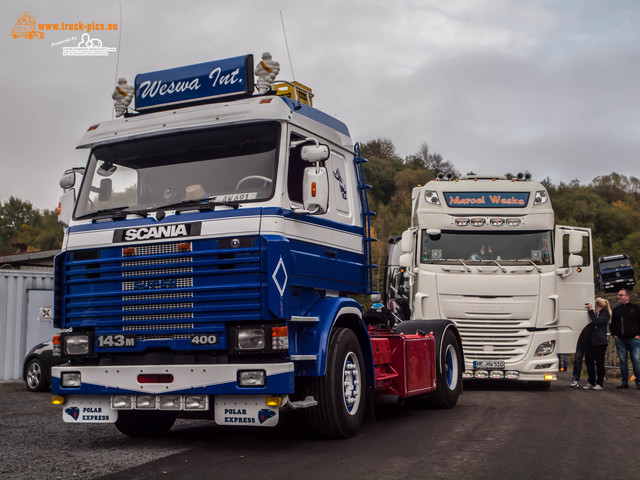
306 328 367 438
25 358 47 392
115 411 177 437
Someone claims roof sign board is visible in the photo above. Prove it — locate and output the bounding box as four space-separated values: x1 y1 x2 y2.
135 55 254 111
444 192 530 208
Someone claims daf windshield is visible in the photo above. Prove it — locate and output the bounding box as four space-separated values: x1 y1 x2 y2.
75 122 279 218
420 230 553 265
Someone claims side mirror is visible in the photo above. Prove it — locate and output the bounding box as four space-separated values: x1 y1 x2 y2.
302 166 328 214
568 231 583 254
399 253 412 268
401 229 414 253
60 171 76 190
97 178 112 202
58 190 75 228
301 144 330 163
568 254 583 268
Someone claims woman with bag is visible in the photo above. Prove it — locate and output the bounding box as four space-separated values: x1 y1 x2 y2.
583 298 611 390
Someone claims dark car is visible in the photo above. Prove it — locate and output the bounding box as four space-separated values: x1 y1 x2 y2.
22 340 65 392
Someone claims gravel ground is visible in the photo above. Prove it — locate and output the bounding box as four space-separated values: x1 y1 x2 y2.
0 381 196 480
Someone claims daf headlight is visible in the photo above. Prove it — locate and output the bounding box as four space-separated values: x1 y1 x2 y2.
534 340 555 357
424 190 441 205
63 333 90 355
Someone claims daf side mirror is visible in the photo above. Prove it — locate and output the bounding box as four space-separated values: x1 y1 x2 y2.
569 231 583 254
401 230 414 254
568 254 583 268
399 253 412 268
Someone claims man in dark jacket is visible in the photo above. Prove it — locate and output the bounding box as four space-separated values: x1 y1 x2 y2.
610 289 640 389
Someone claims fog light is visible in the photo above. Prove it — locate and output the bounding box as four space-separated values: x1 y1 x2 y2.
266 396 283 407
184 395 208 410
238 370 266 387
159 395 182 410
51 396 65 405
535 363 554 369
475 370 489 378
135 395 157 409
544 374 555 381
112 395 133 409
534 340 555 357
237 329 265 350
61 372 81 387
64 334 90 355
463 370 474 378
490 370 505 379
505 371 520 379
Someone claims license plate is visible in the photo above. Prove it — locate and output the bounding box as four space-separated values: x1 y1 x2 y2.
62 396 117 423
214 396 279 427
474 360 505 369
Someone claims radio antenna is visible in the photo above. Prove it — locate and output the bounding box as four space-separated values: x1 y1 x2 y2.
280 10 296 82
113 0 124 119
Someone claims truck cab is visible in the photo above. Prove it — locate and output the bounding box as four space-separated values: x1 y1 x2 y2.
597 253 635 293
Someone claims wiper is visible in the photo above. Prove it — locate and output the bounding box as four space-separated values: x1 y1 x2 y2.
77 206 150 222
489 259 507 273
454 259 472 272
158 198 240 214
518 259 543 273
76 206 129 221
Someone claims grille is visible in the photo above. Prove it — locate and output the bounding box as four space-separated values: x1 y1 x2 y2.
122 243 194 326
123 323 195 331
61 238 262 350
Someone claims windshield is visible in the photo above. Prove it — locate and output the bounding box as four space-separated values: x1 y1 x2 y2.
420 230 553 265
600 259 631 270
75 122 280 218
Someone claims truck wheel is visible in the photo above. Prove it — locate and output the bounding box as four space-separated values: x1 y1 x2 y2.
115 411 177 437
25 358 47 392
426 327 463 408
306 328 366 438
395 320 463 409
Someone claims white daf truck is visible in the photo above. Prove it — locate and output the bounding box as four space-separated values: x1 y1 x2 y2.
386 173 593 384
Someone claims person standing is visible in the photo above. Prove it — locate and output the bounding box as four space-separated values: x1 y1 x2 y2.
609 289 640 389
570 324 588 388
583 298 611 390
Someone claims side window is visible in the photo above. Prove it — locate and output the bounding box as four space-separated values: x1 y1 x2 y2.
287 132 306 204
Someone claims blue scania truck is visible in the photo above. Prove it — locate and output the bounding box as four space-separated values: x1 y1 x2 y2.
51 53 463 438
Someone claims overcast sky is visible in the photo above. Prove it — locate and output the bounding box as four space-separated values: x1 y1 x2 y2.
2 0 639 210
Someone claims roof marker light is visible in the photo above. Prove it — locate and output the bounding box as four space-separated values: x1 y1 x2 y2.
455 218 470 226
506 218 521 227
470 218 486 227
490 218 505 226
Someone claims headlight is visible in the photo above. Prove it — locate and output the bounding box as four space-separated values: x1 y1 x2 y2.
424 190 441 205
232 325 288 353
63 334 90 355
534 190 549 205
534 340 555 357
237 329 265 350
